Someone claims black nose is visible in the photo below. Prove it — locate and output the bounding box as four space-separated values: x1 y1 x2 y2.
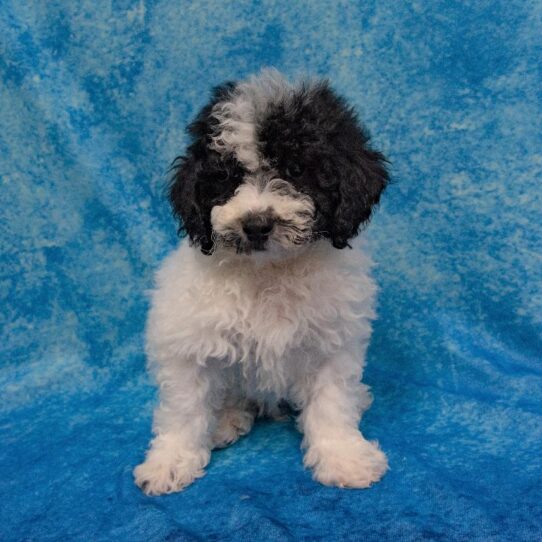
242 216 274 241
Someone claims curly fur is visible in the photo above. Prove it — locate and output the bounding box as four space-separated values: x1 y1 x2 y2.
170 69 388 253
135 70 389 495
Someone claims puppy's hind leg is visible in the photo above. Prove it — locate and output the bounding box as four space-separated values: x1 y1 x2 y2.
212 401 257 449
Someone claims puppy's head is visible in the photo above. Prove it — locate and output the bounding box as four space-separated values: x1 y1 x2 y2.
170 69 389 257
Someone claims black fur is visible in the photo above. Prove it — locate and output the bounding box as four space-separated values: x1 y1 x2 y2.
170 77 388 254
258 81 389 249
170 83 245 254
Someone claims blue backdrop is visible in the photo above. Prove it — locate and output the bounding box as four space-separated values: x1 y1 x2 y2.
1 1 541 540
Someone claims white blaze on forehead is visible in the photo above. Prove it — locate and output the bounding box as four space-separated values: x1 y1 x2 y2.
209 68 294 171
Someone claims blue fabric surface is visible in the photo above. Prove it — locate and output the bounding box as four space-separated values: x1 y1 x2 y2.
1 1 541 540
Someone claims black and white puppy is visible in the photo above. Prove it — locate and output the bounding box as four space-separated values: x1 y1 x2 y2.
134 69 389 495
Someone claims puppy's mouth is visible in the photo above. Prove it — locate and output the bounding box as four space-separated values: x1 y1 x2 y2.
246 239 268 252
212 232 268 254
213 217 313 255
233 237 269 254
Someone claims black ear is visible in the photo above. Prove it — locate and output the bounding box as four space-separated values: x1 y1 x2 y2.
303 83 389 249
267 80 389 250
170 150 214 254
331 141 389 249
169 82 236 255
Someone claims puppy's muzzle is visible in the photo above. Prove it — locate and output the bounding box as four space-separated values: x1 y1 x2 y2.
242 215 275 251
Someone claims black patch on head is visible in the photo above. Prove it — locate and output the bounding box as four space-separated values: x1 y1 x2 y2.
258 81 389 248
170 82 245 254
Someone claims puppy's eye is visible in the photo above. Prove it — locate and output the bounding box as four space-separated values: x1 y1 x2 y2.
285 164 304 178
215 167 244 183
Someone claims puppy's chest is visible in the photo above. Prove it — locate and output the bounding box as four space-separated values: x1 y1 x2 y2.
244 279 313 335
202 266 362 349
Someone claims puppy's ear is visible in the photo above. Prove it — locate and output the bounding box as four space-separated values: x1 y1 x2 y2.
331 135 389 249
169 82 236 255
288 81 389 249
170 150 214 255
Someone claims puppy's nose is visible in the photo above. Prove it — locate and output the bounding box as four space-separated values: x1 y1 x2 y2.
242 216 274 240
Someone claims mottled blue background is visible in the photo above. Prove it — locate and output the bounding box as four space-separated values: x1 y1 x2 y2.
1 1 541 540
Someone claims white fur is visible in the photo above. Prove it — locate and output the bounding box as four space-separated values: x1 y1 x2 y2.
134 68 387 494
211 176 315 254
209 68 294 171
134 239 388 495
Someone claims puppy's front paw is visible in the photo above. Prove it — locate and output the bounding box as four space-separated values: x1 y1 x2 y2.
305 436 388 489
134 435 210 496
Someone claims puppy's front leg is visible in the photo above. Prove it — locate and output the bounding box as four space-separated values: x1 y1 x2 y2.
134 360 212 495
299 349 388 488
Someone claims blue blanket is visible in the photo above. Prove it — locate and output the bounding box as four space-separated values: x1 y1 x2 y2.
1 1 541 540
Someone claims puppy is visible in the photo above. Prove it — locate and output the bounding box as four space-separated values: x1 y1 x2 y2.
134 69 389 495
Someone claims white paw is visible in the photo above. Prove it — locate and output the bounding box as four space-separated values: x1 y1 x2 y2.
134 435 210 496
305 435 388 489
212 408 254 449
